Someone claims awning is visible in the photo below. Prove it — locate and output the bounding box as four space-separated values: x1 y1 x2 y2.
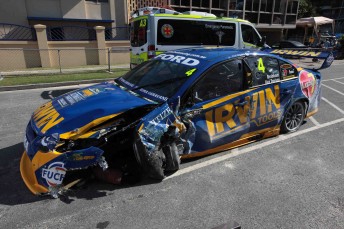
296 16 334 33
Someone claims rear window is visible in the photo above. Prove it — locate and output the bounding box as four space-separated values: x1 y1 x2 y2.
157 19 236 46
130 18 147 47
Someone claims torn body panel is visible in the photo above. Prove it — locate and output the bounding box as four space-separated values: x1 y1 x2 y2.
135 102 196 179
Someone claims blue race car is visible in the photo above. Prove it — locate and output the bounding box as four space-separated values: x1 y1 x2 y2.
20 47 333 197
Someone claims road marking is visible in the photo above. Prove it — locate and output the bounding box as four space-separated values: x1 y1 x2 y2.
165 117 344 180
322 77 344 82
332 79 344 85
322 84 344 96
322 97 344 115
309 116 320 126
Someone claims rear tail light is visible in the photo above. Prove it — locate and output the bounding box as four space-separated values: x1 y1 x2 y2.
148 45 156 59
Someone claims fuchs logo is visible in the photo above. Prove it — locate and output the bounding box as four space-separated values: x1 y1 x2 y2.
299 70 316 98
42 162 66 186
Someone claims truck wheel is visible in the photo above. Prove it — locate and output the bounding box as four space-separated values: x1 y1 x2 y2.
281 101 305 133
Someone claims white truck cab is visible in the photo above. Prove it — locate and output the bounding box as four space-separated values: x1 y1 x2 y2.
130 8 264 68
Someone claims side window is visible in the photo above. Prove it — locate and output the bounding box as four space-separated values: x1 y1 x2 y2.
241 24 261 46
279 60 297 80
244 56 280 87
193 59 243 102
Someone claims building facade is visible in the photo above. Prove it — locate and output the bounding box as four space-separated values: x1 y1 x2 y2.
0 0 128 28
127 0 300 44
313 0 344 34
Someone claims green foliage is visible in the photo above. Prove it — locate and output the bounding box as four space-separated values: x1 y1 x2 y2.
0 69 129 86
298 0 316 18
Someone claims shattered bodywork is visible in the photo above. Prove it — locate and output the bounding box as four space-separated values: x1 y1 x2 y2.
20 48 332 197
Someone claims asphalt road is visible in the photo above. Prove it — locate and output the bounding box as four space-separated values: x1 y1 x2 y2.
0 62 344 229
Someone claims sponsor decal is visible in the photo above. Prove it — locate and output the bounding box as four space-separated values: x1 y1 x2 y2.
42 162 66 187
205 24 234 30
155 54 200 66
299 70 316 98
281 64 292 69
33 101 64 133
205 85 281 140
57 98 68 107
161 24 174 38
271 49 321 57
71 153 95 161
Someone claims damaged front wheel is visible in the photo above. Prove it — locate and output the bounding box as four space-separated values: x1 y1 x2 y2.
133 134 165 180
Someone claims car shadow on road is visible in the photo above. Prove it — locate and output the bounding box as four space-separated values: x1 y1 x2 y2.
0 142 167 205
41 89 75 100
0 143 45 205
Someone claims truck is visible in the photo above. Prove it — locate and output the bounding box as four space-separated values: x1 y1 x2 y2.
130 8 265 68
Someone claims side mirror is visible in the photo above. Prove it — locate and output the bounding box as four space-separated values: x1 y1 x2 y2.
258 36 266 47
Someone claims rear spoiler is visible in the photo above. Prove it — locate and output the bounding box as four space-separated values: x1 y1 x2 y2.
262 48 334 70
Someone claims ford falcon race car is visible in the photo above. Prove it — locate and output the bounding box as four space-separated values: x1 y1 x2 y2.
20 47 333 198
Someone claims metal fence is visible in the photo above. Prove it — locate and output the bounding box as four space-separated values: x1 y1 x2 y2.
105 27 130 40
0 47 130 74
46 26 97 41
0 23 36 41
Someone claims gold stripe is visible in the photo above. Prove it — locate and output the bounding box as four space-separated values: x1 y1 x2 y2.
20 152 49 194
181 127 280 159
202 89 253 109
32 150 62 172
305 108 319 118
59 113 121 140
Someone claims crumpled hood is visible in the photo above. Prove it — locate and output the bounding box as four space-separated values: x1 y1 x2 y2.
31 81 154 136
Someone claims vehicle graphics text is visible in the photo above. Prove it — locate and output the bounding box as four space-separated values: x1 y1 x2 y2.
205 85 281 140
33 101 64 134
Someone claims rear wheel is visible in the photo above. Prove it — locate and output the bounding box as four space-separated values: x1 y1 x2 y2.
281 101 305 133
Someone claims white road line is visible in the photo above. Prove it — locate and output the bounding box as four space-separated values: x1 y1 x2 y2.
322 97 344 115
322 84 344 96
332 79 344 85
322 77 344 82
165 117 344 180
309 116 321 126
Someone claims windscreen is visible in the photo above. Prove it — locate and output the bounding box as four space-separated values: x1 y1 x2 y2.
157 19 236 46
130 18 147 47
117 59 195 101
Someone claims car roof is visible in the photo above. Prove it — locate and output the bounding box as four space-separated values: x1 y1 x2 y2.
166 47 280 64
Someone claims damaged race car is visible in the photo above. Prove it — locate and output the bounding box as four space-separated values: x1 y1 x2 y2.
20 47 333 197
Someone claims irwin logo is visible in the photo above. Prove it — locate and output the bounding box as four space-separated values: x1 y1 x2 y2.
270 49 321 57
205 85 281 139
33 101 64 133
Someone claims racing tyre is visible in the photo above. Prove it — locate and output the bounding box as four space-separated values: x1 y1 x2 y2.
281 101 305 133
133 134 165 180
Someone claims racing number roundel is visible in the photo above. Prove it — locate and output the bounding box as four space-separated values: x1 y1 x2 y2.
161 24 174 38
299 70 316 98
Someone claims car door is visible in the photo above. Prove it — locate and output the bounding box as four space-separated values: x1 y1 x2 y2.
181 59 251 154
243 55 297 133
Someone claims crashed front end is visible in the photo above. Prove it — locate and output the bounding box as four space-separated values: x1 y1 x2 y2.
21 119 108 197
20 82 159 197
